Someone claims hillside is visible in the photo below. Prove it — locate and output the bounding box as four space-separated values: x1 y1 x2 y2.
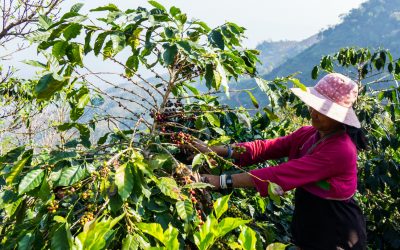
255 35 319 75
227 0 400 108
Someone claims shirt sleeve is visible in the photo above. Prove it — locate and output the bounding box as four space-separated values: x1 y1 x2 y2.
235 126 310 166
249 138 356 197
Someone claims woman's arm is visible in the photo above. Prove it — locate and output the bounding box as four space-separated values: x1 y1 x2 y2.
202 173 255 189
191 139 241 159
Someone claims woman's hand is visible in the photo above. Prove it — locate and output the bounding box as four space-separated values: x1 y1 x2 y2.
201 174 220 189
190 138 212 153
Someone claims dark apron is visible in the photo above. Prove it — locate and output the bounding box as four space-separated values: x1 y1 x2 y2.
291 188 367 250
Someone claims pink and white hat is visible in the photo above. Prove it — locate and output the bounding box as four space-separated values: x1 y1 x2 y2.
291 73 361 128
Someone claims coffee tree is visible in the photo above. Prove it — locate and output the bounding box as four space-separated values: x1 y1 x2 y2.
0 2 267 249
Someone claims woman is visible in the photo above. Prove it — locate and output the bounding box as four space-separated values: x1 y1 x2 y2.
195 73 367 250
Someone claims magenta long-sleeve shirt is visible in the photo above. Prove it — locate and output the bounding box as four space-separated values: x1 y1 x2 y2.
236 126 358 200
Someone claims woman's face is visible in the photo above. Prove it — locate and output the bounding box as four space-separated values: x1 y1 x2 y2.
308 107 341 132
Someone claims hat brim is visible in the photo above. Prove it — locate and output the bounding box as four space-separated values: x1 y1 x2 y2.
291 87 361 128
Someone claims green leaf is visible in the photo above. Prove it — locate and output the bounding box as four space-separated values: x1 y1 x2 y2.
35 74 66 100
90 4 120 12
194 216 218 250
111 32 126 54
204 64 214 89
0 145 25 164
176 200 194 222
164 224 180 249
18 232 34 250
204 113 220 127
51 223 73 250
126 55 139 77
245 91 259 108
177 41 192 54
70 88 90 121
191 154 204 169
57 162 87 186
268 182 281 205
148 1 166 11
84 30 94 54
157 177 180 200
215 61 229 97
63 23 82 40
38 177 51 201
213 194 230 219
4 197 22 217
49 151 78 164
66 43 83 66
266 243 287 250
137 223 165 243
208 30 224 50
149 154 173 171
71 3 84 13
218 217 251 238
124 233 149 250
162 43 178 66
264 107 278 121
183 82 199 95
238 226 257 250
6 149 33 185
316 180 331 191
311 66 319 79
94 32 111 56
169 6 181 17
18 169 44 195
38 15 53 29
290 77 307 91
52 41 68 58
22 60 47 68
115 162 134 201
77 213 124 249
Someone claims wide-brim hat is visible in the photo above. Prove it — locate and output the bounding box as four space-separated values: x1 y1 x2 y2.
290 73 361 128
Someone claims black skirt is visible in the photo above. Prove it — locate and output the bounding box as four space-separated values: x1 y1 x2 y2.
291 188 367 250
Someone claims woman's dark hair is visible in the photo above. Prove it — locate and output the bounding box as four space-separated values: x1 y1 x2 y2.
344 125 368 150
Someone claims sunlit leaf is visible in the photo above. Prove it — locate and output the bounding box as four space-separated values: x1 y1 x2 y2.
6 149 33 185
245 90 259 108
213 194 230 219
18 169 44 194
115 162 134 201
238 226 257 250
57 162 87 186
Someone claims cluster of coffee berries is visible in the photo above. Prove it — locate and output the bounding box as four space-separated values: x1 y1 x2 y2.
86 203 96 211
171 131 192 145
99 166 110 178
189 189 198 204
80 212 94 225
47 200 59 214
196 208 204 225
227 205 250 220
81 190 92 200
183 175 193 185
233 145 247 154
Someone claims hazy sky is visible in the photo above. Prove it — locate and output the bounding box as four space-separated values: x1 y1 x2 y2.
63 0 368 47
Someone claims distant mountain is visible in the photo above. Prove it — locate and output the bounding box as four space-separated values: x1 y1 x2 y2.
265 0 400 82
226 0 400 108
255 35 319 75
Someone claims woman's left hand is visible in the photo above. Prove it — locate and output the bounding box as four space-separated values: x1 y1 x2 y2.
201 174 220 189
